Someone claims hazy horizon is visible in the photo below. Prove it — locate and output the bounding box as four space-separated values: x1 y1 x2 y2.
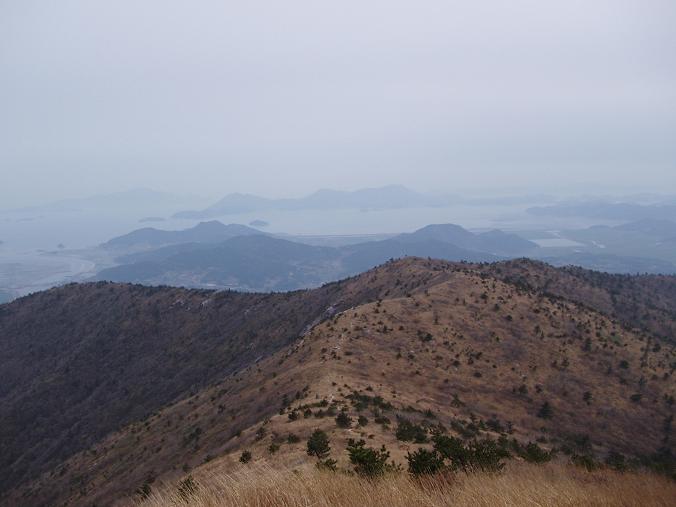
2 0 675 207
4 182 676 212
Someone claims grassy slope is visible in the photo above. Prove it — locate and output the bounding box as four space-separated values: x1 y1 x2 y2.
482 258 676 340
11 260 674 506
138 463 676 507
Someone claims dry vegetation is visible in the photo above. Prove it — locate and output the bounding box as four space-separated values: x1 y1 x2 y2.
482 259 676 341
137 462 676 507
2 258 675 506
0 263 427 498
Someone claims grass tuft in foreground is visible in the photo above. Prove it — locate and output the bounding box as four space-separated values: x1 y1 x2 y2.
137 461 676 507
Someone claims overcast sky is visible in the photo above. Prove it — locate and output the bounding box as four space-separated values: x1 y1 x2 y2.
1 0 675 206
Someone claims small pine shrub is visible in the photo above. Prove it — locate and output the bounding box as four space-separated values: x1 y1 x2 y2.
336 411 352 428
520 442 553 463
396 419 428 443
346 439 395 477
537 401 553 420
407 448 445 475
432 435 471 470
307 429 331 459
630 393 642 403
605 451 628 471
467 439 505 472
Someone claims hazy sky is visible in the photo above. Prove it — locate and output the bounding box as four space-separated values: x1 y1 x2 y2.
1 0 675 206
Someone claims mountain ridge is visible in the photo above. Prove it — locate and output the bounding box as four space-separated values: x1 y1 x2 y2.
172 185 452 219
2 258 674 506
102 221 263 251
95 223 536 291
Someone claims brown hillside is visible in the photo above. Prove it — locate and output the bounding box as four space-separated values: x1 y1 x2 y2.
0 261 451 501
482 258 676 341
8 259 674 506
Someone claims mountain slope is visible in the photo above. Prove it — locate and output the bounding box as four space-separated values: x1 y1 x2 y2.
480 258 676 341
2 259 674 506
98 235 343 291
615 218 676 236
342 238 498 273
94 224 523 291
398 224 538 256
1 264 447 501
102 221 262 251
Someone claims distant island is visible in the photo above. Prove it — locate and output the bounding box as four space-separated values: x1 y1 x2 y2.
249 219 269 227
172 185 454 219
527 201 676 221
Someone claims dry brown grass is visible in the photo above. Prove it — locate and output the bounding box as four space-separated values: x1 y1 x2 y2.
13 259 675 507
136 462 676 507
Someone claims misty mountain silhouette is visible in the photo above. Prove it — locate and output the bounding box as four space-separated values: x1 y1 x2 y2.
173 185 452 219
